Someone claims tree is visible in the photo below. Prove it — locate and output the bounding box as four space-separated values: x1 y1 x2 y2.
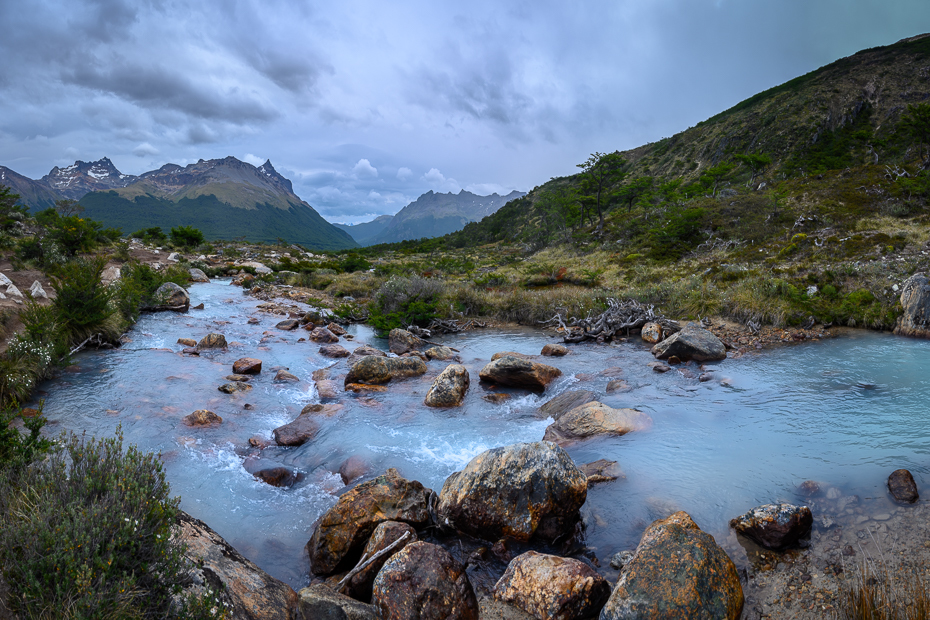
169 225 205 248
535 187 579 241
698 162 736 197
899 103 930 168
576 152 627 232
617 176 653 212
733 153 772 187
54 198 84 217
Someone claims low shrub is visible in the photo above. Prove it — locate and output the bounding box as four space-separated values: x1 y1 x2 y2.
170 225 205 248
368 276 443 331
49 256 119 345
0 429 223 619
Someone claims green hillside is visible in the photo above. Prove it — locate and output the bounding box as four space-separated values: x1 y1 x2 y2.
80 192 357 251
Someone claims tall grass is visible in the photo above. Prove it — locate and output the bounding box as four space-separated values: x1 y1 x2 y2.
835 538 930 620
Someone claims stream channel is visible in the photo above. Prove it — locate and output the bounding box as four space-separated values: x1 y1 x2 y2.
32 279 930 590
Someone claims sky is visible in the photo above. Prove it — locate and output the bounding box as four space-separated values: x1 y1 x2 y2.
1 1 929 224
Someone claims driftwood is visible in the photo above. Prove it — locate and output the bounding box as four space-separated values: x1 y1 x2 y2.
541 298 680 344
335 530 412 593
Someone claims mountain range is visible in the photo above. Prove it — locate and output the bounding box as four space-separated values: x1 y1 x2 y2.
0 156 357 250
335 189 525 246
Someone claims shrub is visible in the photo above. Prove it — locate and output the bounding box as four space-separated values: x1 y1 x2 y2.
170 225 205 248
0 429 223 619
130 227 167 244
49 256 118 344
115 262 189 325
0 407 53 473
368 276 443 331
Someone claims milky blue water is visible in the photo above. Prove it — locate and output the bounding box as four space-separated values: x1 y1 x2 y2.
34 280 930 588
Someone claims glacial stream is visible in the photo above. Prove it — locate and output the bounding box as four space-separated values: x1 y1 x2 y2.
33 280 930 589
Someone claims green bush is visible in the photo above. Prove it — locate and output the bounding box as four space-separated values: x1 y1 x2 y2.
368 276 442 331
49 256 117 344
115 262 189 325
0 429 223 619
169 225 205 248
130 227 168 244
0 408 53 473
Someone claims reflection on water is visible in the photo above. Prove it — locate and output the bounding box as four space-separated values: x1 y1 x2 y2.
35 281 930 588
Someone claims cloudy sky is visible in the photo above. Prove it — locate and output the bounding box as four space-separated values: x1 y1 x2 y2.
0 1 928 223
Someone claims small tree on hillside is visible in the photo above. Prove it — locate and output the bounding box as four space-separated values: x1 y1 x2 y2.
899 103 930 168
617 176 653 212
734 153 772 187
54 198 84 217
170 225 204 248
577 152 627 232
699 162 736 197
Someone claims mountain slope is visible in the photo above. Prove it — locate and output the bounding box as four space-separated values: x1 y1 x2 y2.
0 166 61 211
366 189 525 245
334 214 393 244
78 157 356 250
42 157 138 200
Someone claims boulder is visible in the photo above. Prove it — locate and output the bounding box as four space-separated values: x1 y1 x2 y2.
478 356 562 392
371 541 478 620
437 442 587 542
346 383 388 393
233 358 263 375
344 356 427 386
327 322 348 336
344 521 417 602
543 402 653 446
424 346 458 361
493 551 611 620
888 469 919 503
218 382 252 394
149 282 190 311
311 327 340 343
538 390 596 420
189 268 210 283
729 503 813 550
297 584 379 620
540 343 568 357
274 369 299 382
182 409 222 427
388 328 428 355
651 322 725 362
640 322 663 344
101 266 121 285
895 273 930 338
338 455 370 485
317 380 341 399
276 319 300 331
491 351 531 360
349 345 387 359
226 374 252 382
177 338 197 347
273 413 321 447
176 511 298 620
307 469 431 575
197 333 227 349
606 379 632 393
580 459 625 485
388 357 428 379
320 344 351 358
29 280 48 299
300 403 344 417
601 511 743 620
424 364 470 407
253 466 303 488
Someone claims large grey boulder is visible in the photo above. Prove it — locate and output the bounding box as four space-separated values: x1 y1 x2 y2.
388 328 428 355
436 442 586 542
651 322 725 362
424 364 469 407
895 273 930 338
147 282 190 312
729 503 812 550
542 402 652 446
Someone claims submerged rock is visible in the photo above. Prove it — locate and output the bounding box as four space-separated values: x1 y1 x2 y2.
729 503 812 550
478 356 562 392
895 273 930 338
437 441 586 542
543 402 652 445
371 541 479 620
307 468 431 576
580 459 625 485
177 511 298 620
538 390 596 420
253 466 303 488
493 551 610 620
888 468 919 503
424 364 470 407
177 337 197 347
388 328 428 355
601 511 743 620
652 322 726 362
338 455 370 485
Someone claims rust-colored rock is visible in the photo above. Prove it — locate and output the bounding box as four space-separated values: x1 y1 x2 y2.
311 327 339 343
543 401 652 445
601 511 743 620
218 381 252 394
493 551 610 620
729 503 812 550
372 541 478 620
182 409 222 427
272 411 322 447
320 344 351 358
388 328 428 355
226 374 251 382
888 468 919 503
437 441 586 542
327 322 347 336
478 356 561 392
641 322 663 344
177 511 298 620
307 468 431 575
345 356 392 385
538 390 596 420
424 364 469 407
344 521 417 602
177 337 197 347
233 357 262 375
540 343 568 357
196 333 227 349
346 383 389 393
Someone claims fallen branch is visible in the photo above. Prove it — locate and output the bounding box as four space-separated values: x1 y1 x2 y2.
336 531 412 593
550 298 680 344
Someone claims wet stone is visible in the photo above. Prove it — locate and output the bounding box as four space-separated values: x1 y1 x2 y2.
218 382 252 394
183 409 222 427
888 468 919 503
232 357 262 375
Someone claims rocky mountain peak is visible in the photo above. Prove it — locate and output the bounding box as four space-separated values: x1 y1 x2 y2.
40 157 137 200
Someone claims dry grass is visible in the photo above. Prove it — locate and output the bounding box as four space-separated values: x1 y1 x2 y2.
835 539 930 620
